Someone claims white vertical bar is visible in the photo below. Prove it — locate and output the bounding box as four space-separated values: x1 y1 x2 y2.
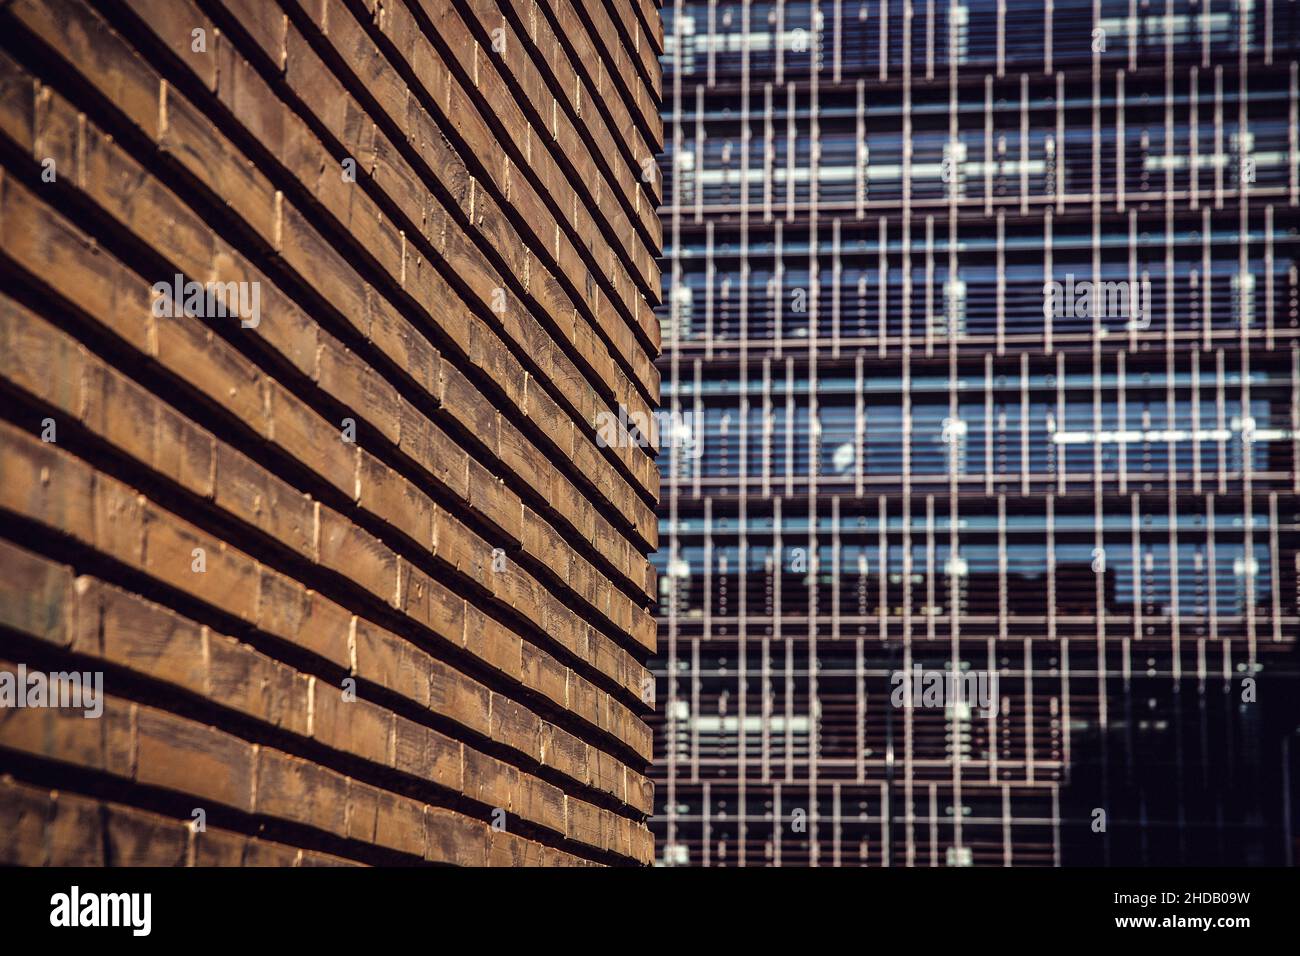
1021 352 1031 496
1020 72 1030 215
985 354 995 496
880 0 889 82
925 215 935 357
984 75 994 216
1044 0 1053 75
996 0 1005 76
996 212 1005 354
878 216 889 355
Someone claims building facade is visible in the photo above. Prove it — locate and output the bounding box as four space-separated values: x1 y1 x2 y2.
0 0 661 866
652 0 1300 865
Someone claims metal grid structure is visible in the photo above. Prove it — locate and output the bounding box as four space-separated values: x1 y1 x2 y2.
0 0 661 867
650 0 1300 866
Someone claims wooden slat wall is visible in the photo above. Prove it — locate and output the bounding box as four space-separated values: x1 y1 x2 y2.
0 0 661 867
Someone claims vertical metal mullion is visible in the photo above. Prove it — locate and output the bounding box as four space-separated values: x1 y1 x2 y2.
1044 210 1054 353
1240 18 1257 669
998 495 1009 641
1165 194 1180 683
903 333 920 860
985 74 994 216
996 0 1005 77
856 354 866 497
925 215 935 357
833 496 842 643
691 628 702 784
902 0 914 354
1131 493 1143 644
1089 49 1104 821
1169 486 1182 682
786 82 797 220
1163 0 1173 216
833 0 843 83
880 0 889 83
985 354 995 496
1203 207 1213 351
737 465 750 868
1091 0 1101 223
772 495 784 782
1057 350 1067 496
1024 634 1035 785
738 1 752 859
1265 205 1274 349
948 336 966 804
996 212 1006 355
878 216 889 355
705 221 716 361
694 358 704 500
926 495 936 641
776 0 785 86
775 219 785 357
807 22 822 858
1044 0 1053 76
1021 352 1030 496
1047 496 1057 651
926 0 935 81
879 495 889 651
1020 73 1030 216
832 218 843 358
1201 0 1211 68
707 0 717 86
1269 493 1281 642
1192 350 1203 495
948 0 960 353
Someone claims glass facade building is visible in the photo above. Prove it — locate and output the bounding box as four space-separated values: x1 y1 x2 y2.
650 0 1300 865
